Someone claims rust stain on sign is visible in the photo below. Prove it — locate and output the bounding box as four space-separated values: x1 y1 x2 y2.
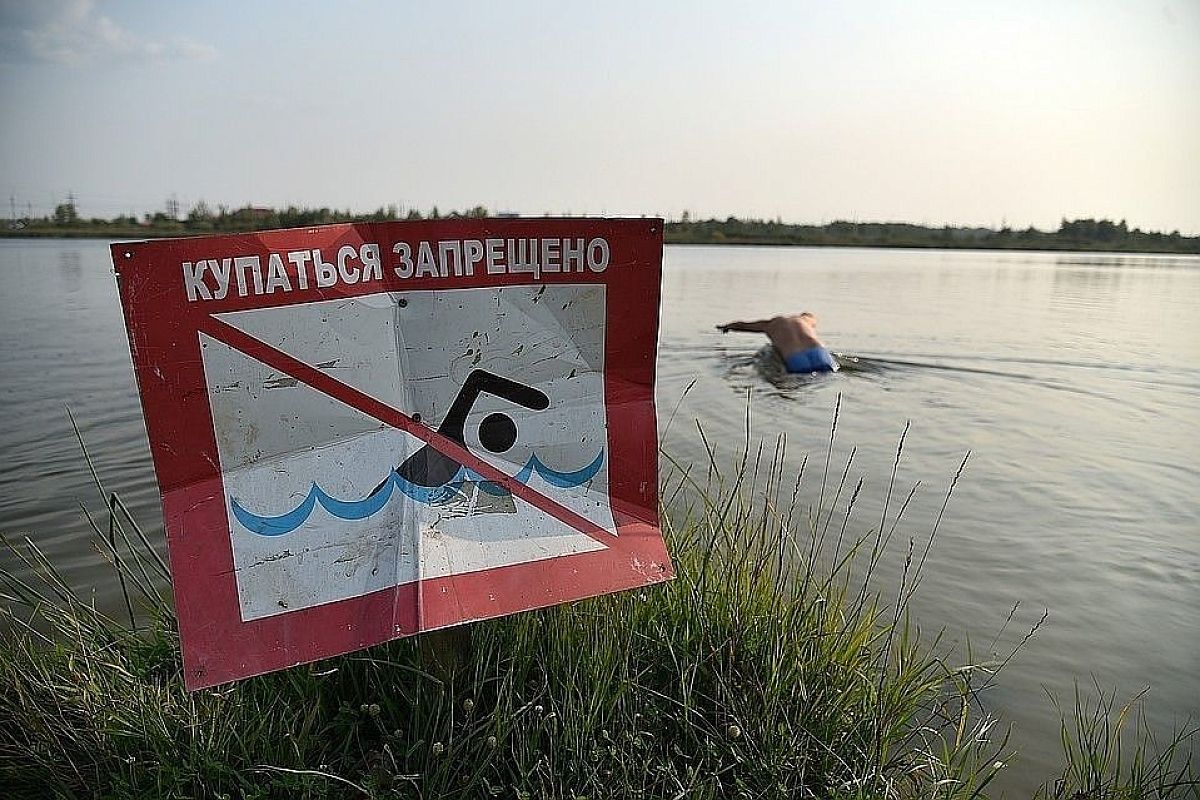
113 218 670 690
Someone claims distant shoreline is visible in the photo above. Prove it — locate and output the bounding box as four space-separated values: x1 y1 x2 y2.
662 237 1200 255
3 230 1196 257
4 217 1197 255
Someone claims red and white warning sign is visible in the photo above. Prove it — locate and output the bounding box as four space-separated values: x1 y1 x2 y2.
114 218 671 689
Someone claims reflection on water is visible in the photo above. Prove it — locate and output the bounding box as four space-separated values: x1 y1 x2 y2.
1 240 1198 793
1054 253 1200 269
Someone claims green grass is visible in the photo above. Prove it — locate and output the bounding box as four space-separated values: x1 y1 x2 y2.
1043 683 1198 800
0 405 1195 799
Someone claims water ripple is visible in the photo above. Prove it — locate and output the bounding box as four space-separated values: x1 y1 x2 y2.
230 451 605 536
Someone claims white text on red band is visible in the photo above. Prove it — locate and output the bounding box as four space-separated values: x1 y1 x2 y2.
181 237 611 302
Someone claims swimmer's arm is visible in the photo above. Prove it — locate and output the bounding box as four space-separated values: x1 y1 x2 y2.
717 319 772 333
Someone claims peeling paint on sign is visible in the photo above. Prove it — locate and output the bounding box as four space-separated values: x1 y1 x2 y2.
113 218 671 690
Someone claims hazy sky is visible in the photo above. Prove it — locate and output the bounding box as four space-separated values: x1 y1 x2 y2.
1 0 1197 232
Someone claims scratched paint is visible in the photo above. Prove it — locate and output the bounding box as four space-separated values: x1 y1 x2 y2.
202 284 611 621
114 218 669 690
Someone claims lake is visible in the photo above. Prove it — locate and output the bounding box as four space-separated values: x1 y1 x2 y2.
1 238 1197 792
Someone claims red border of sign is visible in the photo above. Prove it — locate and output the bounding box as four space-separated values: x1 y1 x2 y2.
113 218 671 690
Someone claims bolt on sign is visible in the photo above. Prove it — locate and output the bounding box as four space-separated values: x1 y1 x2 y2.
113 218 672 690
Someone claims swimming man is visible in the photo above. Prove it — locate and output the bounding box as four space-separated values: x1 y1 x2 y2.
717 312 839 373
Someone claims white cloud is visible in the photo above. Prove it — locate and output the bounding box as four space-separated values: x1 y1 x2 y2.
0 0 217 64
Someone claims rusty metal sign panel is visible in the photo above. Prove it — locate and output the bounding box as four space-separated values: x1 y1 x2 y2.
113 218 671 689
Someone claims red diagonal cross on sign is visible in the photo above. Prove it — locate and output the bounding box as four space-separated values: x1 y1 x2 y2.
199 314 623 550
115 218 668 690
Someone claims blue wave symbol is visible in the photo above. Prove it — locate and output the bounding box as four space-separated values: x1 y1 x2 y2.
231 450 605 537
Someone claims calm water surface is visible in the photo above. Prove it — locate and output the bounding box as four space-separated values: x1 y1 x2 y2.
1 239 1197 793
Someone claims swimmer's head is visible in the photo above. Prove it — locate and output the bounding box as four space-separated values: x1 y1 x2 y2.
799 311 817 326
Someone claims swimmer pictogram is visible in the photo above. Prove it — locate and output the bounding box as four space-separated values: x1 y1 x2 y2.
390 369 550 488
228 365 607 536
114 218 668 690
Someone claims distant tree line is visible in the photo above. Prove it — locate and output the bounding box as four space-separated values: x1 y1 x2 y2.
5 199 1197 254
664 215 1198 253
5 199 492 237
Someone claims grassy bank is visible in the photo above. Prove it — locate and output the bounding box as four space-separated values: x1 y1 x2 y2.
1 417 1196 798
